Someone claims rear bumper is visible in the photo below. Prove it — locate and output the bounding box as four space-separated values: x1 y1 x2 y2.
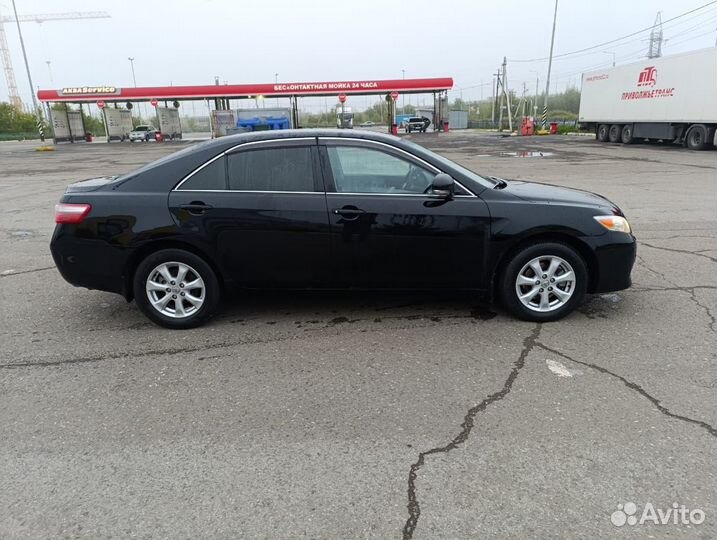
50 230 129 296
586 232 637 293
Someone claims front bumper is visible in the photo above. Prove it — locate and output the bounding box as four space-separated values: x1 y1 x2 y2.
585 232 637 293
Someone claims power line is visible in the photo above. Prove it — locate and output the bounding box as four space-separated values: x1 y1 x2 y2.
510 0 717 63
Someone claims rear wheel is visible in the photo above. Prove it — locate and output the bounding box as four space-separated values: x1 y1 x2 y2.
500 242 587 322
686 125 707 150
133 249 220 329
621 124 634 144
597 124 609 142
608 124 622 143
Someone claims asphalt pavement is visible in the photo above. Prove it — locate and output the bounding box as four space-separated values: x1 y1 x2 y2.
0 132 715 539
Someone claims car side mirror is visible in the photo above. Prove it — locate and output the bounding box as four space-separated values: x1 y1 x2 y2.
431 173 455 198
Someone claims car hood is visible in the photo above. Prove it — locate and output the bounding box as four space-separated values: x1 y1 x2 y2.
501 179 621 213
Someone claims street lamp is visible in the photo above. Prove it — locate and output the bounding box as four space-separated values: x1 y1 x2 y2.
127 57 137 86
45 60 54 86
603 51 616 67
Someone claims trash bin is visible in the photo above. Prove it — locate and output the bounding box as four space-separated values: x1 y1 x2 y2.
391 123 398 135
549 122 558 135
85 132 93 143
155 132 164 142
443 121 450 133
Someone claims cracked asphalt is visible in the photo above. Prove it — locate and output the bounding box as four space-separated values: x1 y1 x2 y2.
1 133 715 539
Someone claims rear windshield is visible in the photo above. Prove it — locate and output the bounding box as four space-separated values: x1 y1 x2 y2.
409 118 422 122
134 126 150 131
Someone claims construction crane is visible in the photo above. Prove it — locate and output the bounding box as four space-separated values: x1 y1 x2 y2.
0 10 110 110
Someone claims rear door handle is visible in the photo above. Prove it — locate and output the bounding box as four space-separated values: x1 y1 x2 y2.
180 202 213 215
332 206 366 220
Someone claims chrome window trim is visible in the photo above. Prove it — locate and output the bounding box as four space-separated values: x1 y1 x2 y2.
170 190 321 195
173 152 226 191
173 135 478 198
173 137 318 192
325 192 475 198
318 136 477 198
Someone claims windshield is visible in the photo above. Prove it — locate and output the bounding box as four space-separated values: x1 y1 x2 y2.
134 126 149 131
401 139 496 189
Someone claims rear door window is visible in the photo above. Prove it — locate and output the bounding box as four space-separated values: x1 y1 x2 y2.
177 156 227 190
227 146 316 192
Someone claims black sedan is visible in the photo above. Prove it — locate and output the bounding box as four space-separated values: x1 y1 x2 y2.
51 129 636 329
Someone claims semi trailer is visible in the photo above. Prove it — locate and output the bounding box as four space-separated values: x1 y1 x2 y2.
579 48 717 150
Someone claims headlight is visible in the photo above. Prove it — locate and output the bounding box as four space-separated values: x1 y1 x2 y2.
593 215 631 233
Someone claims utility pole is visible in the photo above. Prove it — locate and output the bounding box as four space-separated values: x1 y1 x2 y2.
502 57 512 132
647 12 663 58
530 69 539 119
491 74 496 124
542 0 558 129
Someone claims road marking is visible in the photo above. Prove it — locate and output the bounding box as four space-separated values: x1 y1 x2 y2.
546 359 573 377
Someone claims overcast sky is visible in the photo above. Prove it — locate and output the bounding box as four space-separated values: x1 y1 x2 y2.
1 0 716 111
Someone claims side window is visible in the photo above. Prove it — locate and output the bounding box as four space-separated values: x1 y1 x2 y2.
327 146 434 194
227 146 315 192
178 156 227 190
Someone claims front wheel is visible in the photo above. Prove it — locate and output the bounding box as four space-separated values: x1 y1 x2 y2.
133 249 220 329
500 242 587 322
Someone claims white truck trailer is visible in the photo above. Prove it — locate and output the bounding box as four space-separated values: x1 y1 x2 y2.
579 48 717 150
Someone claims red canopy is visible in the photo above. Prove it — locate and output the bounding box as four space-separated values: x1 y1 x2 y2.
37 77 453 102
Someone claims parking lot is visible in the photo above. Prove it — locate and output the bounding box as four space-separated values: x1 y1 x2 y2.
1 132 715 539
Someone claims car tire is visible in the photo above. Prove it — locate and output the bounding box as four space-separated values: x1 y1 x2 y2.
500 242 587 322
608 124 622 143
621 124 634 144
596 124 609 142
133 249 220 329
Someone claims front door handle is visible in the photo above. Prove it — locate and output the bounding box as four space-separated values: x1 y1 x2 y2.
180 202 213 215
332 206 366 220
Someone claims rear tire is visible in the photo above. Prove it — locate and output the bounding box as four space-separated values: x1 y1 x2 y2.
597 124 609 142
500 242 587 322
133 249 220 329
686 125 707 150
621 124 634 144
608 124 622 143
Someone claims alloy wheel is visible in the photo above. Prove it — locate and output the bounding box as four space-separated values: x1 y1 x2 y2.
145 261 206 318
515 255 576 312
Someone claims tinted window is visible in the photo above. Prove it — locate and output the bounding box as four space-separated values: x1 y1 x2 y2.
178 156 226 190
327 146 434 194
227 147 315 192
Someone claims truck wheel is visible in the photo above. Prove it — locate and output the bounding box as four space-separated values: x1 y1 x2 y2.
597 124 609 142
608 124 622 143
686 125 707 150
621 124 634 144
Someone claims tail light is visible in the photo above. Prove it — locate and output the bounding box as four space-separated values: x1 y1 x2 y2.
55 203 91 224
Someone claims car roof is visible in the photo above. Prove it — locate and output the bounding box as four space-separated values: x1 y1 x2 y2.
207 128 402 148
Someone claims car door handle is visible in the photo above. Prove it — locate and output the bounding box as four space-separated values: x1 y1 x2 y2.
332 206 366 220
180 202 213 215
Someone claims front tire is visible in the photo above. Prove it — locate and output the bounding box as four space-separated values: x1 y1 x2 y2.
597 124 609 142
133 249 220 329
500 242 587 322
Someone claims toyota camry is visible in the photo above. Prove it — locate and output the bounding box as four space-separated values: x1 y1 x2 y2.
51 129 636 328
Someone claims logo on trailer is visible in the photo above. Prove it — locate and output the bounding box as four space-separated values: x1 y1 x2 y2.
637 66 657 87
